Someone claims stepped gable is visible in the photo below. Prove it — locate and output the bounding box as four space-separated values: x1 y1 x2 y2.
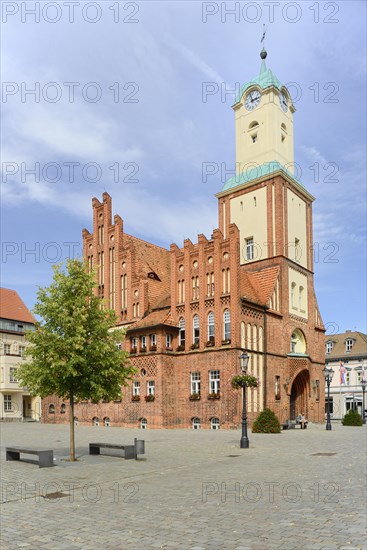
0 288 36 324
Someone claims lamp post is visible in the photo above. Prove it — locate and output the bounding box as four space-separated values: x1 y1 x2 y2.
361 380 367 424
240 351 250 449
322 366 334 430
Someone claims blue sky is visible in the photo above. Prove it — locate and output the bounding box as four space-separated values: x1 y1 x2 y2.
1 1 366 334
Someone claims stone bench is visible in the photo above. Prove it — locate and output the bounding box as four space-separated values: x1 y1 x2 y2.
89 438 145 460
6 447 54 468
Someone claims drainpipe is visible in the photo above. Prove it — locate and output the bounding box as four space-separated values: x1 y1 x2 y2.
263 306 268 410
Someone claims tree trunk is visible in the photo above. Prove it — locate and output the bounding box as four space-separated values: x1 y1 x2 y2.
69 391 75 461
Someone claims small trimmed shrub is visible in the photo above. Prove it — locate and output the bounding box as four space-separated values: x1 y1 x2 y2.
342 409 363 426
252 408 281 434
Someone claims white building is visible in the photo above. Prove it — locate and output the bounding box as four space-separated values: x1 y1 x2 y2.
0 288 41 421
325 331 367 420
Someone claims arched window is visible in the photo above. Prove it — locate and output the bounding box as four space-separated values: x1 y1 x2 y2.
48 404 55 414
291 282 296 308
140 418 147 430
207 312 215 342
92 416 99 426
104 417 110 427
249 121 259 129
192 417 201 429
179 317 185 347
211 417 220 430
223 309 231 341
60 403 66 414
290 329 306 354
193 315 200 345
299 286 304 311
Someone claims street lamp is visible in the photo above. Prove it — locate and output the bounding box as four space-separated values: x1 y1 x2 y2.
361 380 367 425
240 351 250 449
322 366 334 431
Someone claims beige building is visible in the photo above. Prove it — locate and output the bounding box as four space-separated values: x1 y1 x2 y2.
325 331 367 420
0 288 41 421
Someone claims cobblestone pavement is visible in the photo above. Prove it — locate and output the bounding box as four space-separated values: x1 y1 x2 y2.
0 421 366 550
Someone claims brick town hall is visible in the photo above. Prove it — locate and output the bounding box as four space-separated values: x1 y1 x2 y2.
44 49 326 429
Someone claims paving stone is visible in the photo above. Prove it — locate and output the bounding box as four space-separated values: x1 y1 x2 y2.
0 422 366 549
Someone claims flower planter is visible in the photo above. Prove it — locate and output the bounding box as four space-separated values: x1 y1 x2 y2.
176 345 185 352
190 343 199 350
140 347 147 353
208 393 220 400
189 394 201 401
149 346 157 352
221 339 231 345
145 395 155 402
131 395 140 402
206 340 215 347
130 348 137 354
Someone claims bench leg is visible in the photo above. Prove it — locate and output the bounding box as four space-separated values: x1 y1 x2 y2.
38 451 54 468
89 445 100 455
124 446 135 460
6 451 20 461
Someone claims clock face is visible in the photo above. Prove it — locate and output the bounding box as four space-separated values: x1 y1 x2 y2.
245 90 261 111
279 92 288 112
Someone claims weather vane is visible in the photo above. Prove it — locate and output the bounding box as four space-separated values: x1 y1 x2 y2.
260 24 268 59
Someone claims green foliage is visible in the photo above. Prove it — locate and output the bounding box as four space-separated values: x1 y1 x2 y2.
341 409 363 426
252 408 281 433
17 259 136 402
231 374 258 388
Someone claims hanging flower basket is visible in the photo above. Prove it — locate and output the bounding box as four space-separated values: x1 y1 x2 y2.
231 374 259 389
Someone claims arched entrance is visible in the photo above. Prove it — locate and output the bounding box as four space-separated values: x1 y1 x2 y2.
289 370 309 419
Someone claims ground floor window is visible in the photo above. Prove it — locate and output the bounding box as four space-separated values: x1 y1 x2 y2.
192 417 201 429
93 416 99 426
104 417 110 427
211 417 220 429
140 418 147 429
4 394 12 412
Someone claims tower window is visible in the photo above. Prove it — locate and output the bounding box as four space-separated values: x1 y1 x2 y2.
245 237 254 260
249 121 259 130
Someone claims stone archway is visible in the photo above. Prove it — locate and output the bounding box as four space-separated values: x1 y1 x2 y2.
289 370 310 419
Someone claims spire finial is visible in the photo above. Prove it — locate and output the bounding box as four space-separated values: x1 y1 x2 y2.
260 24 267 60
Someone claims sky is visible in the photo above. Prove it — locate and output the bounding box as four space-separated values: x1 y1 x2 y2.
1 0 366 335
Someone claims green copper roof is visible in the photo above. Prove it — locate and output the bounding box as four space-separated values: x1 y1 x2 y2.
221 161 306 192
235 61 283 103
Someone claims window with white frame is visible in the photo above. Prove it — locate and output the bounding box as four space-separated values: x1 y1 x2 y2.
4 344 11 355
150 334 157 347
4 395 12 412
147 381 155 396
211 417 220 429
19 346 26 357
191 372 200 395
326 341 333 354
345 339 353 352
166 334 172 349
223 309 231 340
131 337 137 349
192 417 201 429
140 335 147 349
207 312 215 341
193 315 200 344
116 343 122 350
133 381 140 396
9 368 17 383
345 371 350 385
179 318 185 347
246 237 254 260
209 370 220 394
140 418 147 429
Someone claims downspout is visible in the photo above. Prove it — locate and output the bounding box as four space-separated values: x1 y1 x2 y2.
263 306 268 410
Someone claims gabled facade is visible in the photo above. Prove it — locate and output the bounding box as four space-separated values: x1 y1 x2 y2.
43 50 326 429
0 288 40 421
325 331 367 420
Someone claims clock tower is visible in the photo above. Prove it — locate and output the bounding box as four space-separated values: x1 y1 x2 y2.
233 48 295 175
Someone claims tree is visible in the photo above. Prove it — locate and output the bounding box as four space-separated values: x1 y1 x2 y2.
17 259 135 461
